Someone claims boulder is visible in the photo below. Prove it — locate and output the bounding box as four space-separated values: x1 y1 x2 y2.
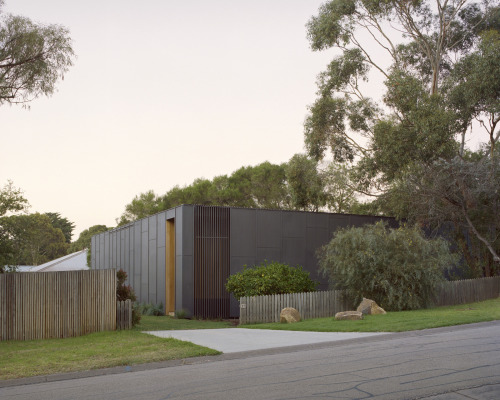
335 311 363 320
280 307 301 323
356 298 386 315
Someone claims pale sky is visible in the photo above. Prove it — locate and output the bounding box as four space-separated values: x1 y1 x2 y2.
1 0 337 238
0 1 486 240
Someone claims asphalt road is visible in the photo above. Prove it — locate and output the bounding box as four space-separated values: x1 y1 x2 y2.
2 321 500 400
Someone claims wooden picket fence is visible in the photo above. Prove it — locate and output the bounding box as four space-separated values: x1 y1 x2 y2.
239 290 355 324
116 299 133 330
433 276 500 307
239 276 500 324
0 269 117 341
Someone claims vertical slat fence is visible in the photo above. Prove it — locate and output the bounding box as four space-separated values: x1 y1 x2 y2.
239 289 356 325
433 276 500 307
239 276 500 324
116 299 132 330
0 269 117 341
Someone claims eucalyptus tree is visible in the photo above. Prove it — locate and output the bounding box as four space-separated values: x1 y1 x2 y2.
304 0 500 274
0 0 74 106
305 0 497 188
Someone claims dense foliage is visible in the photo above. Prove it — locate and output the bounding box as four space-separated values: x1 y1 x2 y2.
117 157 364 226
0 0 74 106
318 222 457 311
303 0 500 274
225 261 318 299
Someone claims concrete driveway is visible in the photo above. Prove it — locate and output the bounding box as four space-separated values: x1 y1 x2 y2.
144 328 391 353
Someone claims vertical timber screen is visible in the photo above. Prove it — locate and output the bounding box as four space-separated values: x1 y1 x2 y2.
0 269 116 341
194 206 230 319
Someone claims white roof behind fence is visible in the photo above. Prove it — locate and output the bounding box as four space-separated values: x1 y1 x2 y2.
29 250 89 272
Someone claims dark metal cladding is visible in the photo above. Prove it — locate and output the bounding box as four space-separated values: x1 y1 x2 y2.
194 205 230 319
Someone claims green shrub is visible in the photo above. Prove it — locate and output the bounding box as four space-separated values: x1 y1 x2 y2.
137 302 164 316
318 222 457 311
225 260 318 299
174 309 189 319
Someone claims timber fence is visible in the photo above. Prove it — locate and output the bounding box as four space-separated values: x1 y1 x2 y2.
433 276 500 307
239 276 500 324
239 290 356 325
0 269 117 341
116 299 133 330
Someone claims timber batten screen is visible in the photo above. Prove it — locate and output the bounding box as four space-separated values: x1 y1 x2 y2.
194 206 230 318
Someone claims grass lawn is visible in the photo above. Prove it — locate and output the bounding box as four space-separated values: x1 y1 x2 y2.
0 316 232 381
242 298 500 332
0 328 224 381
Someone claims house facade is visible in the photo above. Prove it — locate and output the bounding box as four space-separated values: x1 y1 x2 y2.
91 205 397 318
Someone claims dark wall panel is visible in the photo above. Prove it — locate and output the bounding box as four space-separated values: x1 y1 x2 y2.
307 212 328 229
133 221 142 301
182 255 194 315
282 211 306 238
282 237 306 267
256 247 281 263
306 227 330 290
230 208 256 257
256 210 282 248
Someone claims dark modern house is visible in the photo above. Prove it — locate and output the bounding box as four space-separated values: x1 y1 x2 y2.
91 205 396 318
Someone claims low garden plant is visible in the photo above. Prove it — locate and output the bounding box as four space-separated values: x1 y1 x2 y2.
225 260 318 298
137 302 164 316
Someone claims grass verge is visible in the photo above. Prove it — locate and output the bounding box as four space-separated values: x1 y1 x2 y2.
0 329 220 381
242 298 500 332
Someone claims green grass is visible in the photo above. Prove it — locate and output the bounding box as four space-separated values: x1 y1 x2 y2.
0 329 220 381
0 316 232 381
134 315 234 331
242 298 500 332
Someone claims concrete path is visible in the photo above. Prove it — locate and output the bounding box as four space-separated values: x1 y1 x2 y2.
144 328 390 353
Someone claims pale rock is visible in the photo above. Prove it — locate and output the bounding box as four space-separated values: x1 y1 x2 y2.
280 307 301 323
357 298 386 315
334 311 363 320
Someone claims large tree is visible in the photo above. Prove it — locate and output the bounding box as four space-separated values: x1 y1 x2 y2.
68 224 110 254
305 0 497 188
285 154 325 212
0 0 74 106
45 212 75 243
5 213 68 266
304 0 500 275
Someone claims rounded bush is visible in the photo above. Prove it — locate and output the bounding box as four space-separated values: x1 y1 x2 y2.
318 222 457 311
225 260 318 299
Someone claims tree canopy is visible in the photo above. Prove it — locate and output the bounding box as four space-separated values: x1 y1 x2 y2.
116 157 366 226
45 212 75 243
305 0 498 185
0 182 78 270
0 0 74 106
304 0 500 274
68 224 110 254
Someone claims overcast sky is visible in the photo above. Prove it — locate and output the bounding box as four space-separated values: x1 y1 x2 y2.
1 1 486 240
1 0 341 238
